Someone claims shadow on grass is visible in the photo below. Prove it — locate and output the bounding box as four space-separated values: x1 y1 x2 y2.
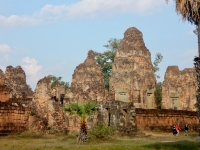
143 140 200 150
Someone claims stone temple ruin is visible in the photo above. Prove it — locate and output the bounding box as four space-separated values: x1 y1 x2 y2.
0 66 33 135
162 66 197 111
109 27 156 109
0 27 199 135
30 77 67 132
65 50 106 102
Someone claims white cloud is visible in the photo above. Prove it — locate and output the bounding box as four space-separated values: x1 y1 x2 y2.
22 57 42 75
22 57 45 90
0 44 11 53
0 0 165 27
0 15 40 27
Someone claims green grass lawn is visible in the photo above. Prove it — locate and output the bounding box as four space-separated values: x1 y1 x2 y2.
0 131 199 150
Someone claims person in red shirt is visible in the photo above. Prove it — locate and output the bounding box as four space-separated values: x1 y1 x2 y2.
175 123 181 136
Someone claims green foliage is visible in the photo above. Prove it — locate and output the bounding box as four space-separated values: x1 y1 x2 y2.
89 123 114 140
153 53 163 79
30 110 35 116
155 82 162 109
95 38 121 89
64 101 98 119
47 75 69 92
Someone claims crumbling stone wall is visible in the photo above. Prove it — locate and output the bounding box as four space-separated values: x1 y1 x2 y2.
99 101 136 136
0 66 33 100
66 50 106 102
66 101 136 136
162 66 197 111
31 77 67 132
51 84 65 104
109 27 156 108
135 108 199 132
0 99 30 135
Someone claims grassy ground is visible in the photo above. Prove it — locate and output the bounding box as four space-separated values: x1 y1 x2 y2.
0 131 199 150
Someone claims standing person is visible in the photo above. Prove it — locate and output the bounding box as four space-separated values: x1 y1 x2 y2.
184 124 189 136
172 125 177 136
175 123 181 136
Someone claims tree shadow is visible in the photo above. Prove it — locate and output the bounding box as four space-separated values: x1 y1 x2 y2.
143 140 200 150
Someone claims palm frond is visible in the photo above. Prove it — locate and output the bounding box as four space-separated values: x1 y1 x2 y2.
64 101 98 118
166 0 200 25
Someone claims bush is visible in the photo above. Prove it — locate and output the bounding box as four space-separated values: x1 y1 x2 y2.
89 123 114 141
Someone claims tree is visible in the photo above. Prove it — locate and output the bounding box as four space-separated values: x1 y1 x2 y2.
153 53 163 79
47 75 69 92
64 101 98 143
155 82 162 109
95 38 121 89
152 53 163 108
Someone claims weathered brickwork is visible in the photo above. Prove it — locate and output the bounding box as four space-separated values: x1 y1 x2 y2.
109 27 156 108
162 66 197 111
0 99 31 135
66 101 137 136
31 77 67 132
135 108 199 131
0 66 33 101
66 50 106 102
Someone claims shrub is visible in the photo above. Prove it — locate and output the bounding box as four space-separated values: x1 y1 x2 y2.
89 123 114 141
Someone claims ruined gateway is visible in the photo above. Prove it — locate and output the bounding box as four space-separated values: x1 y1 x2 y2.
0 27 199 135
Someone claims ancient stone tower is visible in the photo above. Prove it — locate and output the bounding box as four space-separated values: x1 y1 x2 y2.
66 50 106 102
109 27 156 108
0 66 33 101
162 66 197 111
0 66 33 135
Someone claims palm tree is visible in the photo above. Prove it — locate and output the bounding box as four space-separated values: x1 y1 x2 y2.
64 101 98 140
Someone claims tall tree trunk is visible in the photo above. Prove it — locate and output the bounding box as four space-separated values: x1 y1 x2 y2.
198 22 200 57
198 22 200 135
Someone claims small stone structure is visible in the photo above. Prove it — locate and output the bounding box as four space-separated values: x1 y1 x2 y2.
66 50 106 102
109 27 156 108
31 77 67 132
51 84 65 104
135 108 199 131
66 101 137 136
162 66 197 111
99 101 136 136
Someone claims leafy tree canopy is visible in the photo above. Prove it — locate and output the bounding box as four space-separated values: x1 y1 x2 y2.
64 101 97 119
47 75 69 92
95 38 121 89
153 53 163 79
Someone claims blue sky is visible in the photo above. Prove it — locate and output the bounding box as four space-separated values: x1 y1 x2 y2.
0 0 198 90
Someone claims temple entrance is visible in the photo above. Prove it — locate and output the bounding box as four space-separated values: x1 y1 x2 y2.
146 89 154 109
169 93 180 110
106 108 111 126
